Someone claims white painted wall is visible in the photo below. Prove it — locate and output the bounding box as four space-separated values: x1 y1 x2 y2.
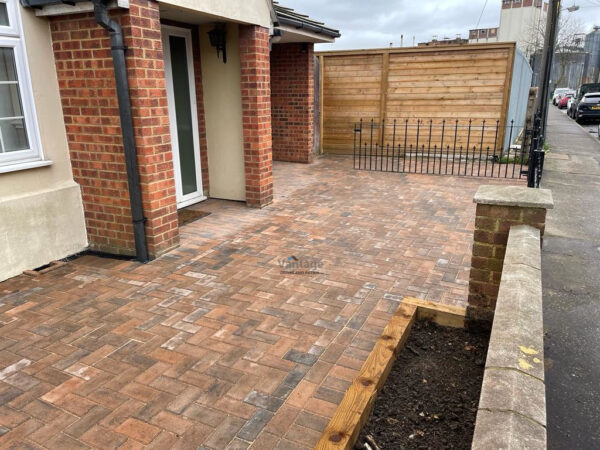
0 7 87 282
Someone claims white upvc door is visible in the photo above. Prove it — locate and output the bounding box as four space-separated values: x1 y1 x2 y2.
162 25 205 209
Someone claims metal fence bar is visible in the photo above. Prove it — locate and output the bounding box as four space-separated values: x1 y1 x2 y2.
352 117 537 183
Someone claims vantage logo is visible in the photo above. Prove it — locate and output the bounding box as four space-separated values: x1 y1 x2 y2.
278 255 324 274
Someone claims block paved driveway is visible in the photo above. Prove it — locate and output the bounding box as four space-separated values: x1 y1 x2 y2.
0 157 518 449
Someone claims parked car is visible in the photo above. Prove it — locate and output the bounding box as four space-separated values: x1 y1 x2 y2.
568 83 600 118
552 88 571 105
558 93 573 109
573 92 600 123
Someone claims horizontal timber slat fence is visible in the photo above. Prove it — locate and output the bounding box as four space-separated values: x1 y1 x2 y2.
353 118 530 180
318 43 517 155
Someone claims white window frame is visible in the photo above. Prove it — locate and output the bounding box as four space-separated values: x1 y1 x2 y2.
0 0 46 171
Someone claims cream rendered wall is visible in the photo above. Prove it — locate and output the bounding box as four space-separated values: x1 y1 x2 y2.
199 23 246 202
498 5 547 56
159 0 271 28
0 7 87 282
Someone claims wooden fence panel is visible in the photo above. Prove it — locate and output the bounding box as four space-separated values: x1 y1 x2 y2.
319 43 516 155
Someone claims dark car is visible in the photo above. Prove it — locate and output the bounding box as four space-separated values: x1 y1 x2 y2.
568 83 600 119
574 92 600 123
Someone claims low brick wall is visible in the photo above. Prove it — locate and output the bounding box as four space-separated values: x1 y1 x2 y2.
472 225 547 449
468 185 553 327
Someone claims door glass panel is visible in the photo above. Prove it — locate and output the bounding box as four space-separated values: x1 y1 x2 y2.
169 35 197 196
0 3 9 27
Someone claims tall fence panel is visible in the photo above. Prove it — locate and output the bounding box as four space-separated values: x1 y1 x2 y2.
319 43 517 155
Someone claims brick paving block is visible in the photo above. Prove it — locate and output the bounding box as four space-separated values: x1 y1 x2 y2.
285 380 318 409
182 404 227 428
100 399 145 429
213 395 257 420
275 437 309 450
204 415 246 449
244 390 284 412
65 405 112 438
54 393 96 417
304 361 333 385
264 404 300 437
284 423 322 448
249 431 280 449
225 437 251 449
149 410 191 436
80 425 127 448
237 409 274 442
303 397 338 418
146 430 178 449
115 418 161 445
167 386 203 414
0 406 29 429
283 349 318 366
294 410 329 433
46 432 90 450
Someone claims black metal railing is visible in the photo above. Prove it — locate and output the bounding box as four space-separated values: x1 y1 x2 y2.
353 118 533 181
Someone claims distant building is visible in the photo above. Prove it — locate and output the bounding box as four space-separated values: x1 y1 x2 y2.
468 28 499 43
419 36 469 47
583 26 600 83
499 0 548 58
531 46 587 89
468 1 548 59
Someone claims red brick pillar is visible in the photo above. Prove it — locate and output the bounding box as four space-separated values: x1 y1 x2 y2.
468 185 554 327
50 0 179 258
270 43 315 163
239 25 273 208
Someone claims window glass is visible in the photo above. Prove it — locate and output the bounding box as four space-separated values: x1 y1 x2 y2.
0 3 9 27
0 47 29 154
0 118 28 151
0 0 42 163
0 47 16 80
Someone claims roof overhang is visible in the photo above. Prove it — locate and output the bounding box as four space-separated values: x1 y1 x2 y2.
275 24 335 44
273 2 340 44
20 0 128 16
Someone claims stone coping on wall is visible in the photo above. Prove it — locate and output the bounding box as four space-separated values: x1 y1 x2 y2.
472 225 547 449
474 185 554 209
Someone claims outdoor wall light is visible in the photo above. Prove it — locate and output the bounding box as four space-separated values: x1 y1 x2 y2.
208 25 227 63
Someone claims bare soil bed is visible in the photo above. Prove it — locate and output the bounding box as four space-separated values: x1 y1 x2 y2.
356 320 489 450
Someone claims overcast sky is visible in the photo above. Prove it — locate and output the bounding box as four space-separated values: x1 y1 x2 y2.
281 0 600 50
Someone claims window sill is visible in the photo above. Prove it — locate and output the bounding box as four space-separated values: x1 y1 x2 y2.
0 159 53 174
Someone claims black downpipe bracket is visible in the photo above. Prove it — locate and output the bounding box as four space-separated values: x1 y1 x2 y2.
92 0 148 263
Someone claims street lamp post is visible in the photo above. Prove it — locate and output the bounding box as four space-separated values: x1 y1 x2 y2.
536 0 561 141
536 2 581 140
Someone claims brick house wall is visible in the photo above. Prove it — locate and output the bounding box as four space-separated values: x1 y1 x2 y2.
239 25 273 207
270 43 315 163
50 0 179 258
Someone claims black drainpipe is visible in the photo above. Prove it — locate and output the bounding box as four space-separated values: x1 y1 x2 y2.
92 0 148 263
